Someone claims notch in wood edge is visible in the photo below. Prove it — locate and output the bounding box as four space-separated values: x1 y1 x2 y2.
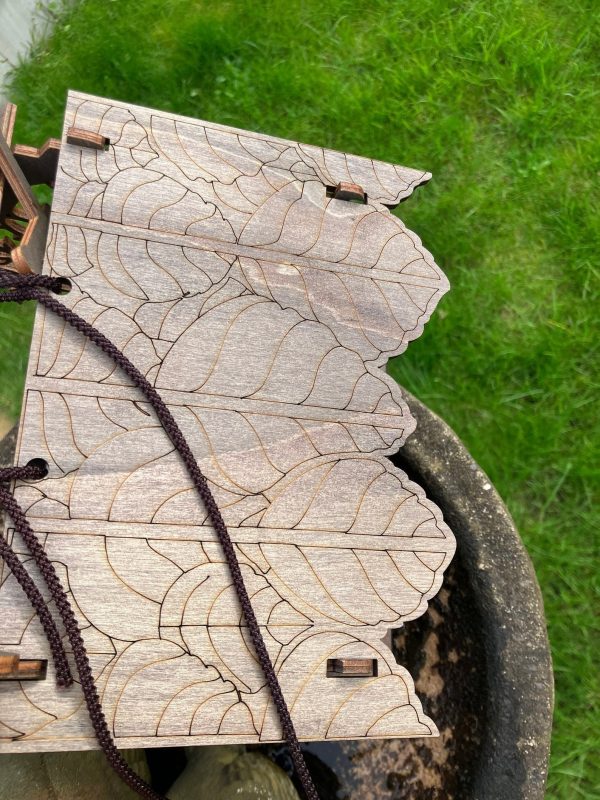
14 140 61 187
326 658 378 678
1 103 60 188
66 127 110 151
0 653 48 681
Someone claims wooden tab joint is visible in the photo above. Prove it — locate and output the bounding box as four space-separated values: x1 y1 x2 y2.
66 127 110 151
0 652 47 681
326 658 378 678
327 182 367 204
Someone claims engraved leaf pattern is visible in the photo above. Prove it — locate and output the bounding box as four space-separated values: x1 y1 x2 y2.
1 93 455 750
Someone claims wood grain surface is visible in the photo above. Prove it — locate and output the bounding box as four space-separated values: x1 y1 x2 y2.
0 91 454 752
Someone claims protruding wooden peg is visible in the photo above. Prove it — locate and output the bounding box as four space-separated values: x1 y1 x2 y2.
0 652 47 681
66 127 109 150
326 657 378 677
332 181 366 203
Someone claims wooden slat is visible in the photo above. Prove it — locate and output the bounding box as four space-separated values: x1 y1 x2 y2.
0 103 17 224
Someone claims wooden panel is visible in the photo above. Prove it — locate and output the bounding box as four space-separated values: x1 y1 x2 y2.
0 103 17 215
0 91 454 752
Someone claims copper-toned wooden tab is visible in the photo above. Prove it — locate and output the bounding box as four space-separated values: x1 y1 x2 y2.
332 181 366 203
327 658 378 677
0 653 47 681
0 653 18 678
66 127 109 150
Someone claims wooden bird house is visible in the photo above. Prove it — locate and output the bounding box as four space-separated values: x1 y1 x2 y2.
0 92 455 752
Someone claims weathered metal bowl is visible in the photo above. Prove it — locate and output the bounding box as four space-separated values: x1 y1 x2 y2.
269 390 553 800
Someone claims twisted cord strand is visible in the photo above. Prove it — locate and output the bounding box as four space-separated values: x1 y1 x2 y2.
0 463 51 481
0 472 73 687
0 477 165 800
0 272 318 800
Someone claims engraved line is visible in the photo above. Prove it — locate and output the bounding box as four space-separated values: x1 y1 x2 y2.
24 518 453 551
50 214 445 290
27 377 408 429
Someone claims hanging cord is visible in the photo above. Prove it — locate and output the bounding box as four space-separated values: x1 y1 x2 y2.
0 464 164 800
0 270 319 800
0 465 72 688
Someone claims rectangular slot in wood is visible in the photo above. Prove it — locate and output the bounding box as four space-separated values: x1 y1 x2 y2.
326 658 378 678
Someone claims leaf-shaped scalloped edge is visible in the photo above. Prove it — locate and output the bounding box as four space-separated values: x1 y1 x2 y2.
66 90 433 207
60 91 451 391
260 451 456 627
271 630 438 738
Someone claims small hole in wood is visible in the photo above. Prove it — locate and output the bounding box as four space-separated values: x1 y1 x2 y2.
51 277 72 295
25 458 49 480
326 658 378 678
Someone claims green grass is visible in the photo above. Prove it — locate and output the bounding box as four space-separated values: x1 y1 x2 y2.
2 0 599 795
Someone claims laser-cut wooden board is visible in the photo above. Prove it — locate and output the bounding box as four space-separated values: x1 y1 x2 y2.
0 91 455 753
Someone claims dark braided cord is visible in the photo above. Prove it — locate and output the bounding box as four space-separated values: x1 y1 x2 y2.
0 271 59 290
0 477 73 687
0 466 166 800
0 531 71 687
0 273 319 800
0 463 49 482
